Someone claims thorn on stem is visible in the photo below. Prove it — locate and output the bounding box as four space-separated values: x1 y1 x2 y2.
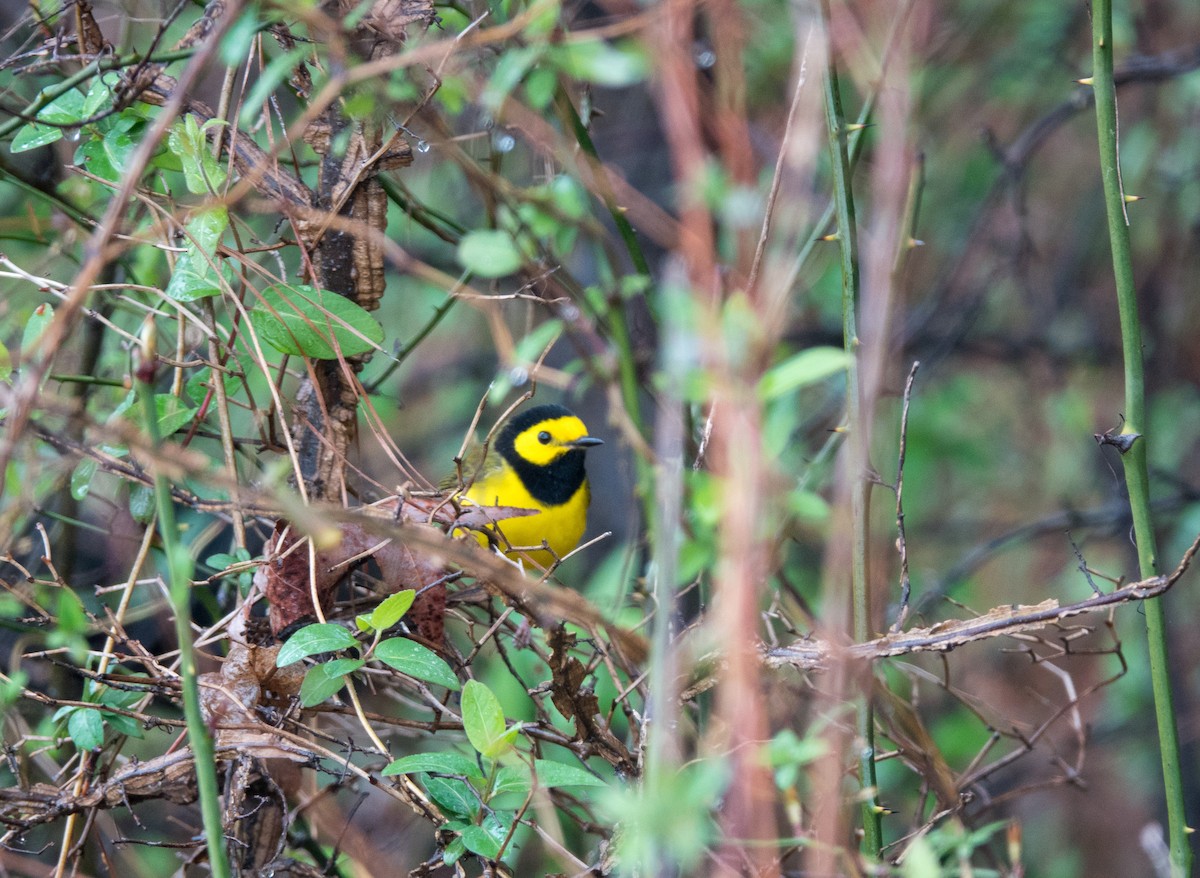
1094 428 1140 454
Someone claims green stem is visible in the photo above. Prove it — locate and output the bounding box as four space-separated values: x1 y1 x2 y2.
0 158 98 230
136 353 231 878
821 10 882 856
782 1 913 297
49 373 126 387
1091 3 1191 874
364 288 461 393
554 88 651 279
0 48 198 140
554 88 647 437
377 175 467 241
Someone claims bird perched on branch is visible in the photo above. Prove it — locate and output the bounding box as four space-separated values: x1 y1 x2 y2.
455 404 603 569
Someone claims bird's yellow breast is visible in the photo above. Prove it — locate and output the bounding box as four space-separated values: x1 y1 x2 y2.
463 461 591 569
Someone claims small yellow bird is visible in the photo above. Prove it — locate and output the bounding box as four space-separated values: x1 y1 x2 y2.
458 404 603 569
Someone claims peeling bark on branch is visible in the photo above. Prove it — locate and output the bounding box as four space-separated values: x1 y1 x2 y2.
766 534 1200 671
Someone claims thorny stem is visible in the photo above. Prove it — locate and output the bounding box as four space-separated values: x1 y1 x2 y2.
1090 1 1192 873
203 299 246 549
890 362 920 632
820 4 883 857
780 0 916 299
136 339 231 878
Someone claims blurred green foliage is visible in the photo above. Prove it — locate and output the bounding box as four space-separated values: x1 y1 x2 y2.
0 0 1197 874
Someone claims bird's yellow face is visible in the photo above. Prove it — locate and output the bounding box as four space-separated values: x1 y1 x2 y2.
510 414 592 467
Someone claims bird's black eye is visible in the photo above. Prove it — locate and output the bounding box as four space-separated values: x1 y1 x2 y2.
538 430 552 444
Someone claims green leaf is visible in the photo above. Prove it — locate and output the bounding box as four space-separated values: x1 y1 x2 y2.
0 670 27 709
249 285 384 359
207 548 255 592
109 389 195 438
759 347 851 400
11 120 63 152
459 824 503 860
435 74 468 115
320 657 365 677
0 340 10 382
70 458 97 501
524 66 558 110
205 552 238 572
494 725 522 753
153 394 198 436
67 707 104 751
360 590 416 632
99 680 148 710
492 763 531 797
533 759 605 788
597 759 728 872
442 836 466 866
74 138 119 182
298 669 344 707
128 483 155 523
343 90 376 120
553 39 649 87
81 74 117 118
11 88 87 152
102 125 138 173
100 710 143 739
55 591 86 637
513 319 562 366
549 174 588 219
768 730 812 777
460 679 510 758
299 659 363 706
423 776 479 819
787 489 830 526
22 304 53 356
184 367 244 406
75 108 142 182
276 623 359 666
375 637 460 690
959 819 1009 852
457 230 524 278
220 8 267 67
166 115 228 194
383 752 484 780
164 206 230 302
516 202 558 246
901 835 940 878
481 46 541 112
38 88 86 125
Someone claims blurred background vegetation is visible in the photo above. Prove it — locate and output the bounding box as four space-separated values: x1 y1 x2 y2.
0 0 1198 875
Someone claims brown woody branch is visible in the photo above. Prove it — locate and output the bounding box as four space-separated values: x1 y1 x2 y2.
766 533 1200 671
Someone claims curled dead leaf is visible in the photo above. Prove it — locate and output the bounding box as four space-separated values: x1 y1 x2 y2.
200 621 305 730
260 494 536 643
